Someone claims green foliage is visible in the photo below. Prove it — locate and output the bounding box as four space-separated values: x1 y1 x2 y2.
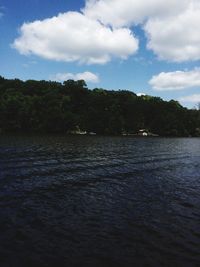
0 76 199 136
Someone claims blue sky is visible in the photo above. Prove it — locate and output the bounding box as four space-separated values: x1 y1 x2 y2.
1 0 200 108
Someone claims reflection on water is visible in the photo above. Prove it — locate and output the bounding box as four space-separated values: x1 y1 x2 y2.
0 136 200 267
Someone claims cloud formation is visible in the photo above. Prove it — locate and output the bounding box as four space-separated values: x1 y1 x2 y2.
13 12 138 64
145 1 200 62
83 0 187 27
13 0 200 64
84 0 200 62
179 94 200 103
149 69 200 91
51 71 99 83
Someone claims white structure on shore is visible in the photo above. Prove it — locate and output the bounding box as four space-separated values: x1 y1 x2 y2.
138 129 148 136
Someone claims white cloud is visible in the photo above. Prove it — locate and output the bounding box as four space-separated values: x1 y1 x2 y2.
51 71 100 83
137 93 146 96
179 94 200 103
13 12 138 65
149 69 200 91
145 1 200 62
84 0 200 63
83 0 187 27
13 0 200 64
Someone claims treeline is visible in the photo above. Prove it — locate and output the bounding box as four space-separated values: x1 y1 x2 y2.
0 76 200 136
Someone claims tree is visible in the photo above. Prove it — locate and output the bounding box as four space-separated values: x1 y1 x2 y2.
0 76 199 136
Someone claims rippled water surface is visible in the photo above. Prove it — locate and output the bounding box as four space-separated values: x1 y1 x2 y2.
0 136 200 267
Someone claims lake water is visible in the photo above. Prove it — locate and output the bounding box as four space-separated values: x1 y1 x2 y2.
0 136 200 267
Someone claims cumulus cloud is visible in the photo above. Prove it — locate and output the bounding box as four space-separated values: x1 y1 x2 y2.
83 0 187 27
51 71 99 83
13 0 200 63
179 94 200 103
13 12 138 64
145 1 200 62
149 69 200 91
84 0 200 62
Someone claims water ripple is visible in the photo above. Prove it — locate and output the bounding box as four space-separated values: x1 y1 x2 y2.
0 136 200 267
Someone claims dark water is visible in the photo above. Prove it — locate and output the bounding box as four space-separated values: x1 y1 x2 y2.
0 136 200 267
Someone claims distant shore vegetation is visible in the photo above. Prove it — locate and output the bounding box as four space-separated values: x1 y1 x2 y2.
0 76 200 137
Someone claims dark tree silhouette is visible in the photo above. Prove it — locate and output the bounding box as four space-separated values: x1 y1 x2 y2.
0 76 199 136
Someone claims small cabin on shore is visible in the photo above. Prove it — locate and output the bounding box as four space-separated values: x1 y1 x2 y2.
67 126 97 135
138 129 148 136
122 129 159 137
137 129 159 137
68 126 87 135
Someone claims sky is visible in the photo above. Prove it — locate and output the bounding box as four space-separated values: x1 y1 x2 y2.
1 0 200 108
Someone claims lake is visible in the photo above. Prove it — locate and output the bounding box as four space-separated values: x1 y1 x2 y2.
0 136 200 267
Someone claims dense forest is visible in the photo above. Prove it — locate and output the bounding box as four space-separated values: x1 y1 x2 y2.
0 76 200 136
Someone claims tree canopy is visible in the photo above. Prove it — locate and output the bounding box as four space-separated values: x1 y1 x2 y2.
0 76 199 136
